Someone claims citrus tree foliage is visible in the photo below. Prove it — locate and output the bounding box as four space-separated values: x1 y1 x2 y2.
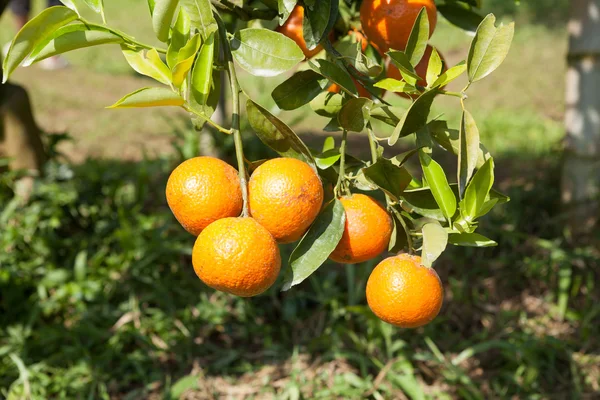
2 0 514 289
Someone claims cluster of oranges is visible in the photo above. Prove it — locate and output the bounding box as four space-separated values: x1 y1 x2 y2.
278 0 443 99
167 156 443 328
166 0 445 329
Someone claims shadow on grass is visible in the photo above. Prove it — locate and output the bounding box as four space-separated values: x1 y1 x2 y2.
1 141 599 399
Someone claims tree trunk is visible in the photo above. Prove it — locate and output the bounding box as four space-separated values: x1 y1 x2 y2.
562 0 600 236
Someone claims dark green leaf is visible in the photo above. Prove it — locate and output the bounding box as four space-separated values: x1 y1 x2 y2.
338 98 373 132
152 0 178 42
449 232 497 247
370 105 403 127
421 222 448 267
308 59 357 96
2 6 78 82
108 87 184 108
302 0 338 50
388 212 409 253
231 28 304 77
388 89 438 145
310 92 344 117
180 0 217 39
405 7 430 66
438 3 484 33
467 14 514 83
387 50 420 85
419 150 457 221
458 109 480 198
272 70 328 110
460 157 494 222
429 120 490 168
247 100 316 168
363 158 412 201
283 200 346 291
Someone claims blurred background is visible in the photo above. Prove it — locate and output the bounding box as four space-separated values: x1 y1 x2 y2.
2 0 600 399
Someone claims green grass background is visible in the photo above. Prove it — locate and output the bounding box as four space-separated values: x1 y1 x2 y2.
2 1 599 399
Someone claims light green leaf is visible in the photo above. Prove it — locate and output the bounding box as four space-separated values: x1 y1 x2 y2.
426 48 443 87
460 158 494 222
421 222 448 267
278 0 297 24
405 7 430 66
167 8 192 69
310 92 344 117
122 47 173 86
429 120 490 168
449 233 497 247
387 50 420 85
338 97 373 132
283 199 345 291
59 0 82 15
26 24 123 65
431 61 467 88
375 78 417 94
81 0 105 22
388 89 438 145
247 99 316 168
458 110 480 198
190 32 215 105
172 33 202 88
231 28 304 77
152 0 179 42
108 87 184 108
272 70 328 110
467 14 514 83
2 6 78 82
419 150 457 221
180 0 217 39
315 149 341 169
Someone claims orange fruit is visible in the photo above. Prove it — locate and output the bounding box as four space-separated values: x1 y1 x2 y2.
360 0 438 53
249 158 324 244
277 5 323 59
366 254 443 328
166 157 242 236
387 45 445 89
328 79 373 98
192 217 281 297
329 194 393 264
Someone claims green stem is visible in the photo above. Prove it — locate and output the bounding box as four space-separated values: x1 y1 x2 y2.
440 90 466 99
366 122 378 165
182 104 232 135
336 130 349 197
84 21 167 53
218 15 249 217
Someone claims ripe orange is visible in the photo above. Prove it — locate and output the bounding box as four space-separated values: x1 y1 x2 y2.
366 254 443 328
192 217 281 297
329 194 393 264
360 0 438 53
166 157 242 236
387 45 445 90
277 5 323 59
249 158 324 244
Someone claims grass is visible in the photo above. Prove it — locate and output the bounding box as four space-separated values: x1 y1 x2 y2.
2 1 598 399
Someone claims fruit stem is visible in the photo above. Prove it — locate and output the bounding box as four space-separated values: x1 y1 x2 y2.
218 15 249 217
366 122 378 165
182 104 232 135
336 129 350 197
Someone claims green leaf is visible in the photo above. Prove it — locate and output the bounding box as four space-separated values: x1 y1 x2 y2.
431 61 467 88
458 109 480 198
82 0 105 22
172 33 202 88
167 8 192 69
467 14 514 83
401 188 444 221
335 36 382 78
308 59 357 96
338 98 373 132
405 7 430 66
419 150 457 221
315 149 341 169
302 0 338 50
388 212 409 253
426 48 443 87
310 92 344 117
247 99 316 168
108 87 184 108
438 3 484 33
322 136 335 152
460 157 494 222
363 158 412 201
388 89 438 145
387 50 420 85
231 28 304 77
25 23 123 65
278 0 297 23
190 68 221 129
170 375 200 399
421 222 448 267
2 6 78 83
122 47 172 86
152 0 178 42
59 0 82 15
449 232 497 247
282 199 345 291
429 120 490 168
370 105 403 127
374 78 417 94
272 70 328 110
190 32 216 106
180 0 217 39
